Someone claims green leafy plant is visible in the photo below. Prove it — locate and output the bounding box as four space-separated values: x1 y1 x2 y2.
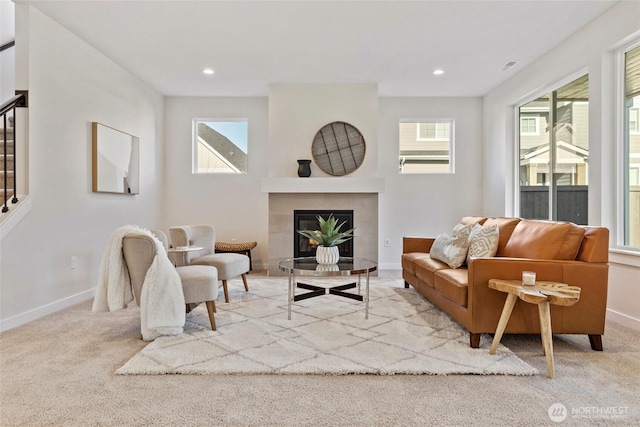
297 214 354 247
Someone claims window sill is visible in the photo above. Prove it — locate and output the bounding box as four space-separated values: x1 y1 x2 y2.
609 248 640 268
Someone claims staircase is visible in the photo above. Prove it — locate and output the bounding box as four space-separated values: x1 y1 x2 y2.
1 115 17 212
0 34 28 228
0 93 30 237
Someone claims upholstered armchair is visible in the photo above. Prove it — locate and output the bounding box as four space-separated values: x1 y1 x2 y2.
122 230 220 331
169 225 250 303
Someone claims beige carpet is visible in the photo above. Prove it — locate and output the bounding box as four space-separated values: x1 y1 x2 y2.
117 277 536 376
1 272 639 426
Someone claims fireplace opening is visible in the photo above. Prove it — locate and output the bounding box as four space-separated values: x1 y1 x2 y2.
294 210 354 258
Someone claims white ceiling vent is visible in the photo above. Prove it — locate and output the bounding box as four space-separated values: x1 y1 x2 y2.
499 61 518 71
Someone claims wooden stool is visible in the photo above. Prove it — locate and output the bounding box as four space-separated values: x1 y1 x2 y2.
215 241 257 271
488 279 581 379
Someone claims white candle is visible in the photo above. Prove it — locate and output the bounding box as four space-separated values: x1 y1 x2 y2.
522 271 536 286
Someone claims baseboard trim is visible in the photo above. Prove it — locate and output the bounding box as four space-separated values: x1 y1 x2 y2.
0 287 95 332
378 262 401 270
607 308 640 331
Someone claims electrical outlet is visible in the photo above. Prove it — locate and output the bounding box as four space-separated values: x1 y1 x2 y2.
384 239 391 247
70 256 77 270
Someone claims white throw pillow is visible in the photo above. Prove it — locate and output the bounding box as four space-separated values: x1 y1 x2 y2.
430 232 470 269
451 223 474 240
467 224 499 261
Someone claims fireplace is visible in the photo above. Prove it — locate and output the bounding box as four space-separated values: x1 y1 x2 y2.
294 210 354 258
267 193 377 274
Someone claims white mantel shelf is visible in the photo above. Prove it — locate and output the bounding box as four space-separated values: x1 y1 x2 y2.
261 177 385 193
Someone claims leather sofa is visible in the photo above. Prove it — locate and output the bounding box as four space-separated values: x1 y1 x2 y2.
402 217 609 350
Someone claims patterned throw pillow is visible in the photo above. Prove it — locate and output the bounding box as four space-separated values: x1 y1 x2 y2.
430 232 470 269
451 223 474 240
467 224 499 261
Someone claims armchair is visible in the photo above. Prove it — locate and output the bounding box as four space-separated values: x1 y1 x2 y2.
123 230 220 331
169 225 250 303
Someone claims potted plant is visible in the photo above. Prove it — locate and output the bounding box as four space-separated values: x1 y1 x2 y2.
296 214 355 264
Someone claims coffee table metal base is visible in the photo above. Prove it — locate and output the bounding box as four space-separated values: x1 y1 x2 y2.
287 272 369 320
295 282 363 302
279 257 377 321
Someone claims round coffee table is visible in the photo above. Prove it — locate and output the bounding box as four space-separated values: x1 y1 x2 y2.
278 257 377 320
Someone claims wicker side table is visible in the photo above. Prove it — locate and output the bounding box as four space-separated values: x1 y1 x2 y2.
214 241 257 271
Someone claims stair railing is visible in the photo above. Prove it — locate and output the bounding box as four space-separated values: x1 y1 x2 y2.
0 40 15 53
1 92 28 213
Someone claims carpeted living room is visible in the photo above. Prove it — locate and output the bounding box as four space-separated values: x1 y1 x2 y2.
2 1 640 426
2 275 640 425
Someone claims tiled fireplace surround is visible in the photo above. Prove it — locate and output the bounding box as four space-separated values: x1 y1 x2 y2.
267 193 378 274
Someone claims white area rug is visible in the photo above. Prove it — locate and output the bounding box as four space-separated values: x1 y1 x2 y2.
117 277 537 376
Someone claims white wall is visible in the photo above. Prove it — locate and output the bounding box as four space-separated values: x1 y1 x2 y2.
0 6 165 330
163 96 270 267
267 84 379 178
0 0 15 103
163 88 483 271
483 0 640 329
378 97 484 268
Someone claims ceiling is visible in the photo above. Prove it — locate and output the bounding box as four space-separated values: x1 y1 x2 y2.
22 0 620 97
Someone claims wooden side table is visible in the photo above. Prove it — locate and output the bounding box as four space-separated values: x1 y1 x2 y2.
488 279 581 379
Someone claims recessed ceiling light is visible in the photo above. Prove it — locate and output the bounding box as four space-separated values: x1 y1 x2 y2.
433 69 444 76
202 68 215 75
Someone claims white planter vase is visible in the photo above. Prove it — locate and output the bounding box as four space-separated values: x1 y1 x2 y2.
315 263 340 272
316 245 340 264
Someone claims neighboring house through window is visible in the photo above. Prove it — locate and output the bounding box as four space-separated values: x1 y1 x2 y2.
399 119 454 174
517 74 589 225
622 43 640 248
193 119 248 174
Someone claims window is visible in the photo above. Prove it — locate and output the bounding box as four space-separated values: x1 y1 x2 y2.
518 74 589 224
417 122 450 140
520 116 540 135
192 119 248 174
629 107 639 134
622 44 640 248
399 119 454 173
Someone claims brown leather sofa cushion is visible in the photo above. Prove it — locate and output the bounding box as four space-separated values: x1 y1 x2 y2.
576 227 609 263
557 224 587 260
402 253 431 275
434 269 469 307
502 219 585 260
414 256 448 288
483 217 521 256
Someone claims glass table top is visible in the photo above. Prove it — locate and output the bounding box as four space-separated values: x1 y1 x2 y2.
278 257 377 276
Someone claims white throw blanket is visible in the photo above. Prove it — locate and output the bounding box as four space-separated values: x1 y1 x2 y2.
93 225 186 341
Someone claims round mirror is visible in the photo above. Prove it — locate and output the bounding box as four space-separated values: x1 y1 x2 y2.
311 121 366 176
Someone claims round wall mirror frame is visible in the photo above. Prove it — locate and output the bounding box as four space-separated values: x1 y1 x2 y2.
311 121 366 176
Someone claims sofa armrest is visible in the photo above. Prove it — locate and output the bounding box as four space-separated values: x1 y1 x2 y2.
467 257 609 332
403 237 435 254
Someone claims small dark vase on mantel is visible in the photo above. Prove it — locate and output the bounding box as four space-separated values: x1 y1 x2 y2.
297 159 312 177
